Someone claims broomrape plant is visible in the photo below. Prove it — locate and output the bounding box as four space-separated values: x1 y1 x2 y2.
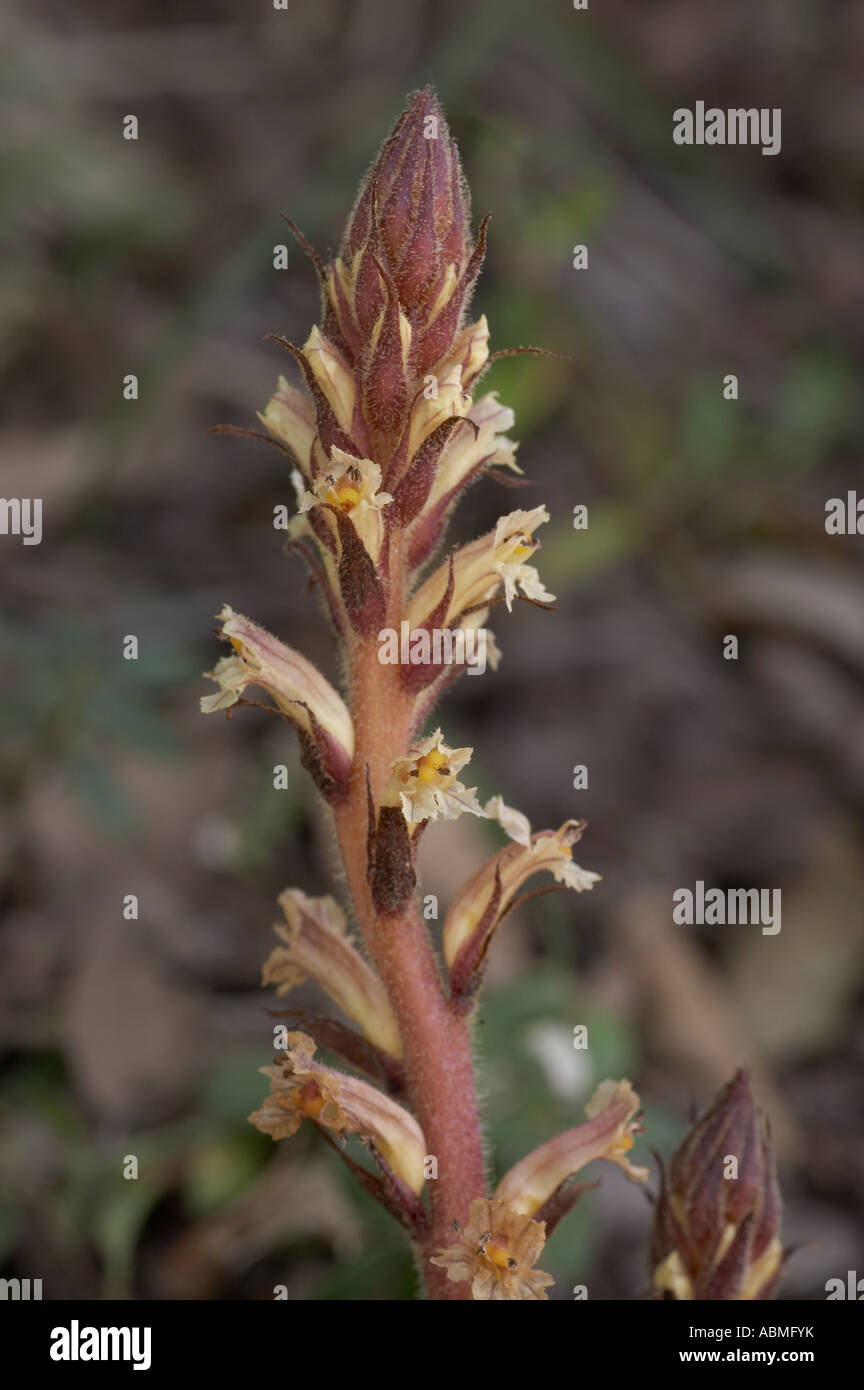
202 89 783 1300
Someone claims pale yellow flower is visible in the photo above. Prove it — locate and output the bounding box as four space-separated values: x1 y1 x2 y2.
263 889 402 1059
407 505 554 633
496 1080 649 1217
407 361 472 459
443 802 599 973
258 375 317 477
381 728 485 824
295 448 392 563
303 325 355 435
425 391 520 510
200 605 353 756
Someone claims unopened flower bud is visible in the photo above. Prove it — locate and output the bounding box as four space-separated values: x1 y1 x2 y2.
344 87 471 341
320 87 487 448
651 1069 784 1301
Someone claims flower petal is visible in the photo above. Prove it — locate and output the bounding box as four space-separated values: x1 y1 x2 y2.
264 889 402 1059
496 1079 649 1217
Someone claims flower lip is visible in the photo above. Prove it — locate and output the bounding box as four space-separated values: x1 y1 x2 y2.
250 1031 427 1194
430 1197 554 1301
294 448 393 565
443 799 599 988
381 727 486 825
495 1079 649 1219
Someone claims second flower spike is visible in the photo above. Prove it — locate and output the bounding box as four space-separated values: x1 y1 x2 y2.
651 1069 783 1301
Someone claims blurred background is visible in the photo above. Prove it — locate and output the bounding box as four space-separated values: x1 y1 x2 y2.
1 0 863 1300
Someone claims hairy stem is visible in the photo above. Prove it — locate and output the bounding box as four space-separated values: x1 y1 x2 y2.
331 598 486 1298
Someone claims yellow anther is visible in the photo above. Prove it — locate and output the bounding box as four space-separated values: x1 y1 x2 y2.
511 532 534 559
295 1081 326 1118
485 1237 511 1269
327 484 362 510
415 749 447 782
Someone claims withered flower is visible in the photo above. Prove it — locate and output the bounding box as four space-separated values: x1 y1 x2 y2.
250 1032 427 1195
651 1069 783 1301
430 1197 554 1301
497 1080 649 1218
443 800 599 994
263 889 402 1059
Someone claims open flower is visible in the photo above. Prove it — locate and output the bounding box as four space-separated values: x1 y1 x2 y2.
295 448 393 563
200 605 353 799
200 606 351 743
251 1033 347 1141
430 1197 554 1301
407 505 554 634
367 734 484 914
492 508 557 610
381 728 485 824
497 1080 649 1218
250 1032 427 1194
263 889 402 1059
443 800 599 990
